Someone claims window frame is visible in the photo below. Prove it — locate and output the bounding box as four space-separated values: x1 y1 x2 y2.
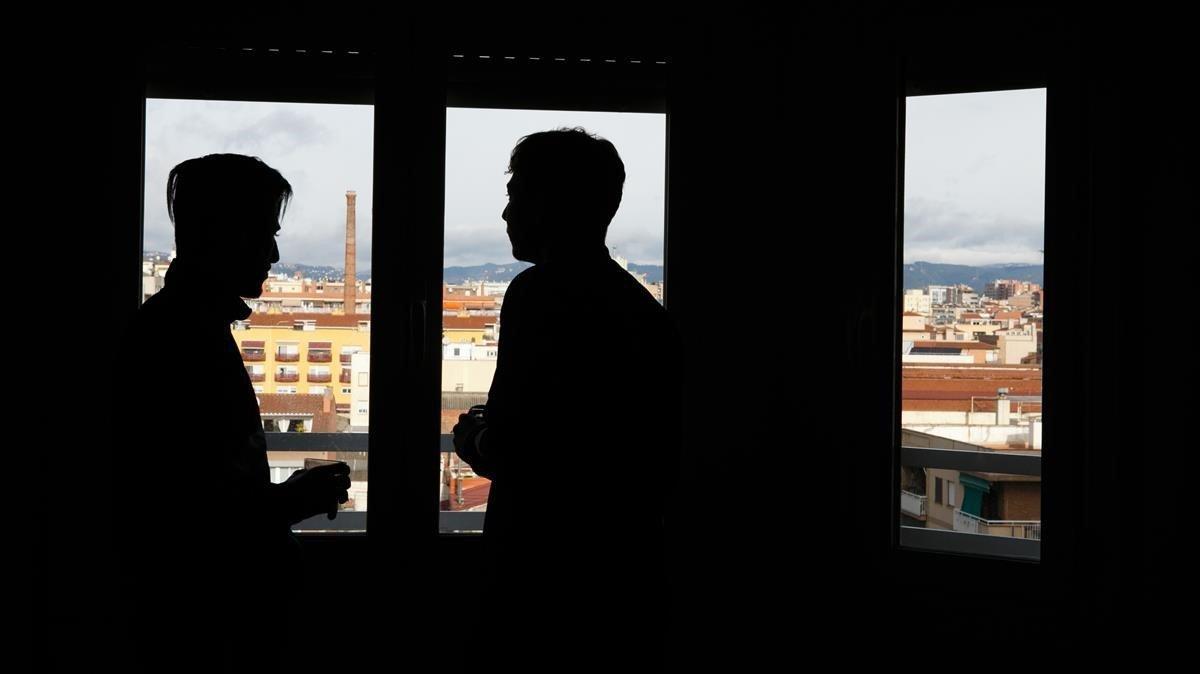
885 27 1071 589
138 43 380 538
434 53 671 536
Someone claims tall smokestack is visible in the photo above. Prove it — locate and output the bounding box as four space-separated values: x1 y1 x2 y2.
344 190 357 316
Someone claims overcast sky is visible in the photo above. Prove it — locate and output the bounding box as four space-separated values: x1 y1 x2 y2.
147 92 1030 270
445 107 665 267
144 100 665 270
144 98 374 269
904 88 1046 266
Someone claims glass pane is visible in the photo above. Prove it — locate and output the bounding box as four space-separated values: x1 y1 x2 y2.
899 89 1045 556
143 98 374 532
441 108 667 533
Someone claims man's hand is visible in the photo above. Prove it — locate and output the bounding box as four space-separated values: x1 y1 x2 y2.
281 461 351 524
452 411 488 463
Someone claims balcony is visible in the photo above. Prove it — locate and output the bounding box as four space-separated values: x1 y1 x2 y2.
953 509 1041 540
248 373 266 383
276 352 300 362
275 373 300 383
308 373 332 383
900 490 927 521
242 350 266 362
340 353 356 364
308 351 332 363
340 372 352 384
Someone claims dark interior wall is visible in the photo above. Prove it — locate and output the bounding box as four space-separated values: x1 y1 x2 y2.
32 4 1188 667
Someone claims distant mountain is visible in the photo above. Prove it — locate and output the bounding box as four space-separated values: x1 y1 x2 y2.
144 250 659 286
272 262 372 282
628 264 664 283
903 261 1043 291
443 262 533 284
443 261 664 284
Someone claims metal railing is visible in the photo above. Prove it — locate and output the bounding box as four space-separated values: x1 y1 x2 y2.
266 432 487 533
900 490 928 520
953 510 1041 540
900 444 1042 560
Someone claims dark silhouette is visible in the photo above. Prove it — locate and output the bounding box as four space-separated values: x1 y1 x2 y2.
111 154 351 670
452 128 682 666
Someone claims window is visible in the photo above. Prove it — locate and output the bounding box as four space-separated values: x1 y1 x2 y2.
441 106 667 532
143 96 373 533
897 88 1045 560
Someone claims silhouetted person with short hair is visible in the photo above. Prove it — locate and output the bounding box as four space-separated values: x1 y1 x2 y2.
453 128 682 667
112 154 350 671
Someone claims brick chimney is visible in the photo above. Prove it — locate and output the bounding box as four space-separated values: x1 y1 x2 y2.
344 190 357 316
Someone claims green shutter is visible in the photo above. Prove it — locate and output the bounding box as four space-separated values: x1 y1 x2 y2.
959 473 991 517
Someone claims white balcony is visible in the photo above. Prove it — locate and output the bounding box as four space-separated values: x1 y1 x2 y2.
953 509 1041 540
900 490 928 520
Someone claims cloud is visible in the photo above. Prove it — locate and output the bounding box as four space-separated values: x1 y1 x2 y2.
904 196 1043 265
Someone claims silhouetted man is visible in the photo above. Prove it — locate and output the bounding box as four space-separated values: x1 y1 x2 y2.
453 128 681 666
112 154 350 670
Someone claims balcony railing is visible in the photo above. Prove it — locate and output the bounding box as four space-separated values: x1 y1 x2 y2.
308 351 332 363
340 353 356 363
264 432 485 533
900 490 928 520
276 353 300 362
248 373 266 383
340 372 352 384
953 509 1041 540
307 373 332 383
242 351 266 362
275 373 300 383
900 445 1041 560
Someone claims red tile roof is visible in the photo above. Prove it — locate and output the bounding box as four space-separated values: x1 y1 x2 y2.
442 478 492 511
257 393 332 415
443 315 497 330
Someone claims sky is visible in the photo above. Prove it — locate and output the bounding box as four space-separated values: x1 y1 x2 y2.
145 92 1036 270
444 107 666 267
144 98 375 270
144 100 666 271
904 87 1046 266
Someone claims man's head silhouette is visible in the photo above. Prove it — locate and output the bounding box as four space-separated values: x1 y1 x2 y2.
167 154 292 299
503 127 625 264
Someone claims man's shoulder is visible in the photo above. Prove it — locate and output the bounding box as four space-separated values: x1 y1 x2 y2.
509 265 547 290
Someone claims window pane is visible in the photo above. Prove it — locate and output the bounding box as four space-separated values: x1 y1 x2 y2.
441 108 666 533
143 98 374 532
899 89 1045 558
